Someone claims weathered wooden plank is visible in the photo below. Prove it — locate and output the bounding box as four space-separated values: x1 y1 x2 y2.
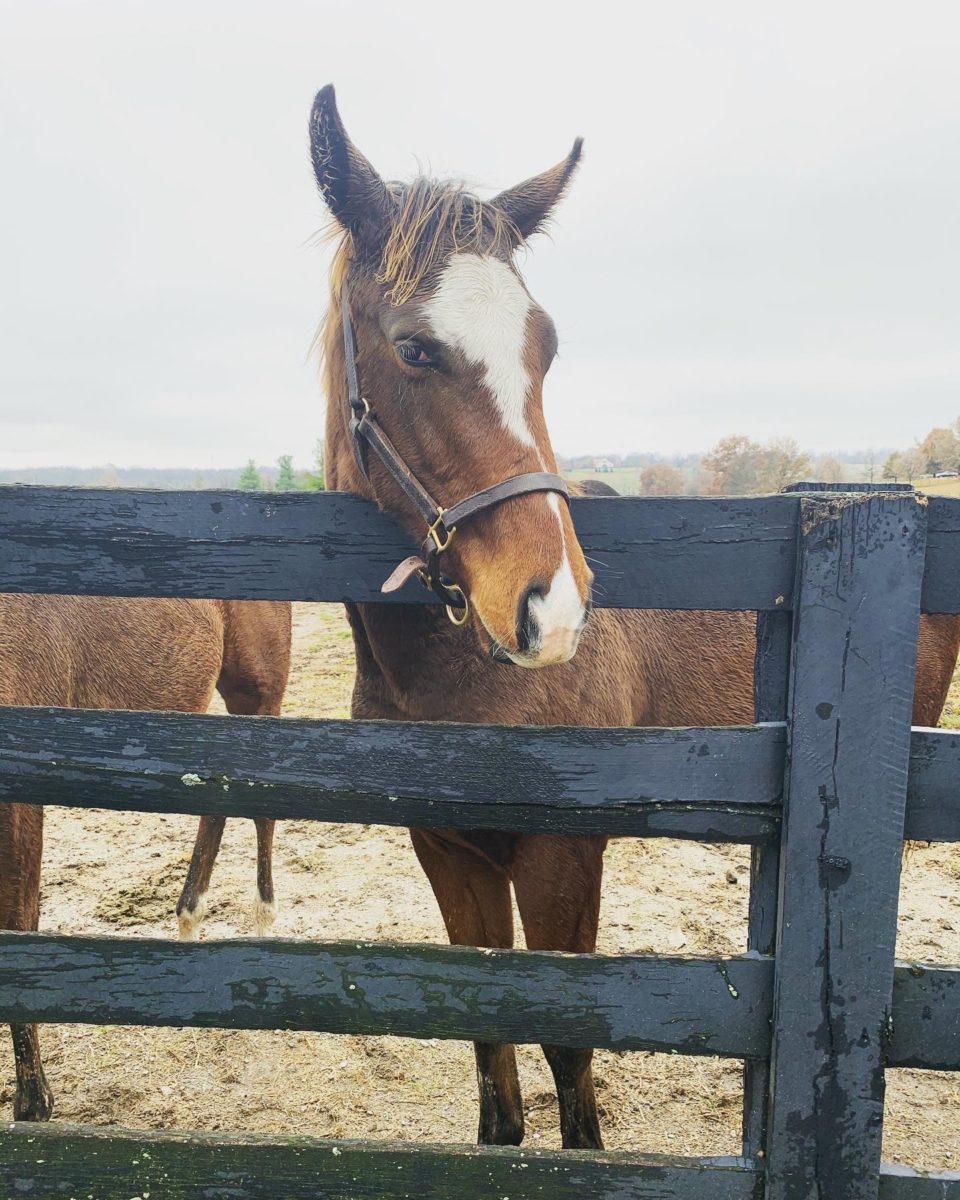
766 493 927 1200
0 705 785 842
888 963 960 1070
879 1164 960 1198
2 701 956 844
0 933 772 1057
781 484 915 493
782 483 960 614
742 608 791 1156
558 493 797 610
922 496 960 614
0 1123 765 1200
905 728 960 842
0 929 947 1067
0 485 798 609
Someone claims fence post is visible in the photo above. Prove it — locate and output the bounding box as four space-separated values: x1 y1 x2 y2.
742 607 791 1157
765 492 926 1200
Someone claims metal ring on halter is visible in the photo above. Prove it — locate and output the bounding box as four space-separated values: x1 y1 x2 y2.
444 584 470 625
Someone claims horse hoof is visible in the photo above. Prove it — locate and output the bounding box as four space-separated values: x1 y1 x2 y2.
176 893 208 941
14 1079 54 1122
253 896 277 937
478 1116 524 1146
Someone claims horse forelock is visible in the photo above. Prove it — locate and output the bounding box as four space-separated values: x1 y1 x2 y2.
325 177 523 307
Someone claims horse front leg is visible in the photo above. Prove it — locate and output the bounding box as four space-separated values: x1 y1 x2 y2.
410 828 525 1146
513 833 607 1150
1 803 54 1121
176 814 225 940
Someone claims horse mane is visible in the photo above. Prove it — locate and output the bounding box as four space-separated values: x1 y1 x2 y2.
327 177 524 306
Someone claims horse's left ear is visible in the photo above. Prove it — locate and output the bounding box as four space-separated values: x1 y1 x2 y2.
309 84 393 254
491 138 584 240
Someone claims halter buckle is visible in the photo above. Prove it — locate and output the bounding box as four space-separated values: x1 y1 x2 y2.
427 507 456 554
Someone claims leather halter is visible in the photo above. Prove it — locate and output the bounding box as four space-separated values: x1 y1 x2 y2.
340 286 570 624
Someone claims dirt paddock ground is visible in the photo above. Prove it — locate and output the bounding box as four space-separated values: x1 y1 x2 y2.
3 603 958 1167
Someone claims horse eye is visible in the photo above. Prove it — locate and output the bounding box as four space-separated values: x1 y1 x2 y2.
397 341 432 366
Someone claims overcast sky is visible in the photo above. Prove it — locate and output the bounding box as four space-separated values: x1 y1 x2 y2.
2 1 958 470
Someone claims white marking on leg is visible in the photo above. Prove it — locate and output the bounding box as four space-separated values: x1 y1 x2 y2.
253 896 277 937
177 891 208 941
425 254 535 446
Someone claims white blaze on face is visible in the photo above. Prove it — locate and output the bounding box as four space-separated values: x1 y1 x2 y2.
425 253 589 665
424 253 536 447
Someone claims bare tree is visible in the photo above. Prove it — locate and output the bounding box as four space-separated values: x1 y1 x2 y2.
640 463 685 495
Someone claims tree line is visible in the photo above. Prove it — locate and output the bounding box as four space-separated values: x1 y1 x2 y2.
564 438 859 496
8 419 956 497
563 418 960 497
238 443 324 491
882 419 960 481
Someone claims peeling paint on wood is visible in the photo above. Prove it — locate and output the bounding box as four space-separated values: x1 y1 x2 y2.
0 706 785 841
0 486 799 609
765 494 928 1200
0 934 773 1057
0 1122 766 1200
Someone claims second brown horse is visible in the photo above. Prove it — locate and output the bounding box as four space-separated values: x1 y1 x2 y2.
1 595 290 1120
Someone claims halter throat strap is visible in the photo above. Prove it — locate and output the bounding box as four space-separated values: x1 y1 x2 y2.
339 284 570 618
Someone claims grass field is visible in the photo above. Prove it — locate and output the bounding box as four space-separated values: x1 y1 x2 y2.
567 466 642 494
918 474 960 497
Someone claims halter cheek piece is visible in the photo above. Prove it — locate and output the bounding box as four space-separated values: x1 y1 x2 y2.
340 286 570 626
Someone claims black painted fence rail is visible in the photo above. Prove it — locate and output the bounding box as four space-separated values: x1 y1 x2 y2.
2 704 959 843
0 1124 957 1200
0 934 771 1058
0 704 786 842
0 1124 766 1200
0 485 799 610
2 485 958 611
0 934 954 1070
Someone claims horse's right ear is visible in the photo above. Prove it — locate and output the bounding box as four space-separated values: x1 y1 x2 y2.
309 85 392 253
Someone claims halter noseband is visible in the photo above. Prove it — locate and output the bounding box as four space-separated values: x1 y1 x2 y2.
340 286 570 625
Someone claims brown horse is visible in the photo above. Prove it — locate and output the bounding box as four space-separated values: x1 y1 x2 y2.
309 85 960 1149
1 595 290 1120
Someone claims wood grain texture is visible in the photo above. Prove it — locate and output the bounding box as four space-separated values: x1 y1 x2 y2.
889 963 960 1070
0 931 948 1069
0 1123 766 1200
2 486 958 611
742 609 792 1156
0 933 772 1057
1 1121 952 1199
879 1164 960 1198
1 702 955 843
0 485 798 609
905 728 960 842
0 705 785 842
922 496 960 614
765 494 927 1200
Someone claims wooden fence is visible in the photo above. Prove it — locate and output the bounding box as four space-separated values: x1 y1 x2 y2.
0 482 958 1199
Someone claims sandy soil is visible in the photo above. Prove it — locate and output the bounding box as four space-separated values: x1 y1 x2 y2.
2 602 957 1169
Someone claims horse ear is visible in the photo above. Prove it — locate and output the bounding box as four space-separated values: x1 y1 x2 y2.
309 84 392 252
491 138 584 240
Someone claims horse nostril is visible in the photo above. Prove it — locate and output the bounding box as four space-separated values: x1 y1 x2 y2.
516 583 546 653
